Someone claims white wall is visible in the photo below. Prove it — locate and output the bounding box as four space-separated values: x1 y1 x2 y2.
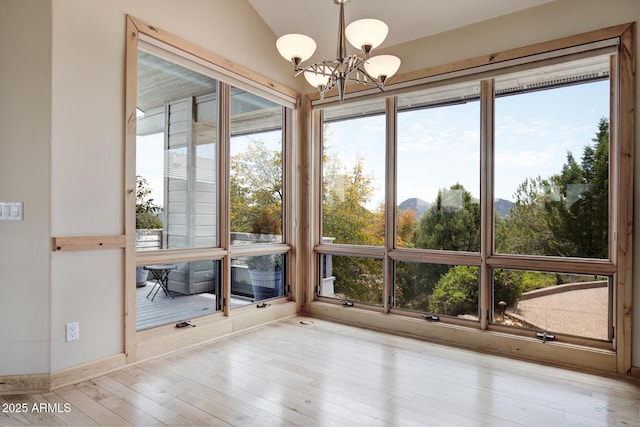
379 0 639 76
0 0 52 376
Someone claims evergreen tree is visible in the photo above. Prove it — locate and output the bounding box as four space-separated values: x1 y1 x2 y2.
499 118 609 258
413 183 480 252
556 117 609 258
401 184 479 301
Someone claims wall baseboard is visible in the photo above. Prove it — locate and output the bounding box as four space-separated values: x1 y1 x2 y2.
0 355 125 395
0 374 50 395
50 353 126 390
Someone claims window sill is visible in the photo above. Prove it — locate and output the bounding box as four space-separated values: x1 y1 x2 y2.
307 300 617 376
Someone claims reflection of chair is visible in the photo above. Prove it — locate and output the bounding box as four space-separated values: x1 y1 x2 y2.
145 264 177 301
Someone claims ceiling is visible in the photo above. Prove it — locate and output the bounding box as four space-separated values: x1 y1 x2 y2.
249 0 556 61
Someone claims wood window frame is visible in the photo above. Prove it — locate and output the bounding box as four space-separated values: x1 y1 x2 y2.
306 23 635 376
124 16 301 363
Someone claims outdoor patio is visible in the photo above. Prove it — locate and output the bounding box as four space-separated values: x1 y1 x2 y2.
509 282 609 340
136 283 252 330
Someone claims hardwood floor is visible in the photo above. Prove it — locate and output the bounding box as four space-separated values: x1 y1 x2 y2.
2 317 639 426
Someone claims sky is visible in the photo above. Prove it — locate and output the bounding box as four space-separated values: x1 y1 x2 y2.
324 79 609 209
138 79 609 211
136 133 165 205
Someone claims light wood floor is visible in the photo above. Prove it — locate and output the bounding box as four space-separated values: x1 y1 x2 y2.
2 317 639 426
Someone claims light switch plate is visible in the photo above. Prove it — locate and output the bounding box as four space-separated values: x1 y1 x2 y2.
0 202 23 221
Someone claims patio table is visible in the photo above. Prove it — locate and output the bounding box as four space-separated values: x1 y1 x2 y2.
144 264 177 301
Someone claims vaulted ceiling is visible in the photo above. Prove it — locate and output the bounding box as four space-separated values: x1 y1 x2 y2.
249 0 557 62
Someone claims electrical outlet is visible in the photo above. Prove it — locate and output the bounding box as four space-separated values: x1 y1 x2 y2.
66 322 79 342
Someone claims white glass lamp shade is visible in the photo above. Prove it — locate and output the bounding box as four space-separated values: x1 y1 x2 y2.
304 65 333 88
364 55 401 80
345 19 388 52
276 34 316 62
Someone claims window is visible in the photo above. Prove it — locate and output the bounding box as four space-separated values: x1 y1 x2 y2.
491 267 612 341
397 82 481 251
135 50 222 329
232 254 286 304
136 260 222 330
322 98 387 247
320 254 384 305
395 261 479 320
309 24 633 371
128 21 297 332
494 56 610 259
318 98 387 306
230 89 284 244
136 50 218 252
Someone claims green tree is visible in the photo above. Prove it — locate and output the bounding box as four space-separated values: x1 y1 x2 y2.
230 138 283 236
555 117 609 258
391 209 420 308
429 266 557 317
405 120 610 316
429 266 478 316
499 118 609 258
395 261 440 312
403 184 479 301
136 176 162 229
413 184 480 251
499 176 569 255
323 156 377 245
322 150 383 303
397 209 417 248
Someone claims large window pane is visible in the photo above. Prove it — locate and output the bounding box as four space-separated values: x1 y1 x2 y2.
322 99 386 246
494 55 610 259
320 255 383 306
394 260 479 320
136 50 218 251
230 89 283 244
397 82 480 251
136 260 221 330
231 254 286 304
492 268 611 341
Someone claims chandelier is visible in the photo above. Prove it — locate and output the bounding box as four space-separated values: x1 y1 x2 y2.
275 0 401 102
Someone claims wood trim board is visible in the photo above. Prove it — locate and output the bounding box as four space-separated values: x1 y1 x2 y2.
309 23 633 103
52 235 125 252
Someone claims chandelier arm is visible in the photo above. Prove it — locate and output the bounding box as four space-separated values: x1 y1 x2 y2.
355 65 385 90
344 55 368 82
294 61 336 76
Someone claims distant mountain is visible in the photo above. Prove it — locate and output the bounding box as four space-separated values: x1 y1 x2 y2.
398 198 430 219
494 198 515 218
398 197 514 219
